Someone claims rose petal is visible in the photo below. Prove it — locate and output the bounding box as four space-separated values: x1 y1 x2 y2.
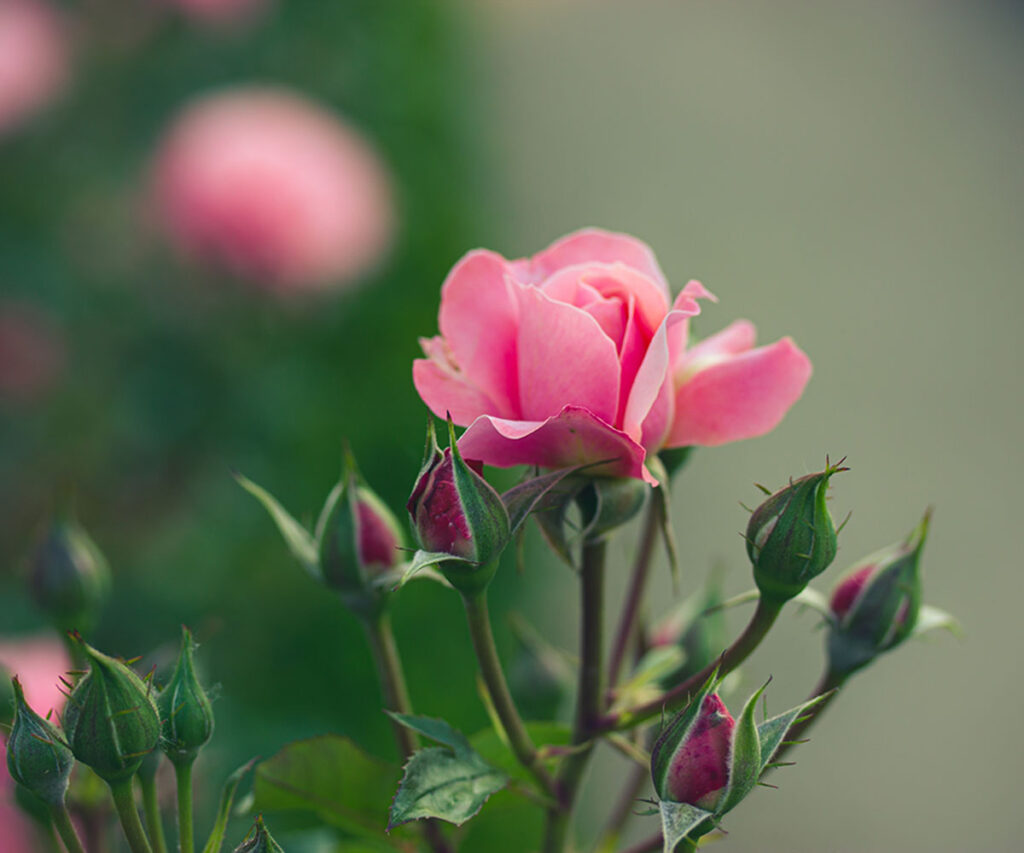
679 319 757 372
516 286 621 424
666 283 714 365
438 249 521 416
457 405 655 484
413 351 508 425
527 228 669 294
667 337 812 447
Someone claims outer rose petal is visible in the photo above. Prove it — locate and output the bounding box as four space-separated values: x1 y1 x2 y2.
516 286 620 424
527 228 669 294
458 406 656 485
438 250 521 417
679 318 757 370
667 337 812 447
413 354 506 425
623 310 693 443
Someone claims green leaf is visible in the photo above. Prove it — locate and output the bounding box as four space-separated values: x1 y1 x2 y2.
502 466 587 541
385 713 475 757
658 800 715 852
252 735 400 842
469 722 570 783
201 758 256 853
388 747 507 829
715 684 763 816
235 473 318 577
912 604 962 639
398 550 475 588
755 692 831 775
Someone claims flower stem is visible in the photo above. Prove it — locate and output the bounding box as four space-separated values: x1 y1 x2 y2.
541 537 607 853
607 499 660 690
49 803 87 853
462 590 558 798
137 772 169 853
109 778 154 853
173 761 195 853
597 596 783 734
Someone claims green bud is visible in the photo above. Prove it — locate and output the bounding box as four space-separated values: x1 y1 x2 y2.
6 677 74 806
826 511 930 676
62 637 160 783
406 419 510 595
157 626 214 766
28 516 110 633
576 477 648 541
745 462 846 603
316 449 406 614
233 816 285 853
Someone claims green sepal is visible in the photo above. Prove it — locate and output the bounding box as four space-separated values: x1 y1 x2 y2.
235 473 318 578
650 670 719 798
501 465 592 542
714 683 764 816
447 419 510 572
652 477 681 588
658 800 715 852
386 713 508 828
232 816 285 853
577 477 648 542
912 604 961 639
397 550 477 589
201 758 257 853
755 692 832 775
6 677 74 806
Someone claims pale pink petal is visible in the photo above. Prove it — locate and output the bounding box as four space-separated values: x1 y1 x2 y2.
516 286 620 424
577 264 669 340
527 228 669 294
457 406 655 484
667 337 812 447
438 250 521 416
623 310 691 443
666 283 714 365
413 356 506 425
680 319 757 369
538 267 628 346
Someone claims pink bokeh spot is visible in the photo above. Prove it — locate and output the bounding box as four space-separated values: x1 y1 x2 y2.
0 0 67 137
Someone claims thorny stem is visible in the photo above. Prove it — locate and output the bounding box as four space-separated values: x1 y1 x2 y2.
541 538 607 853
594 596 783 735
49 803 87 853
462 590 559 798
173 761 195 853
137 772 168 853
363 610 453 853
109 778 154 853
607 499 661 691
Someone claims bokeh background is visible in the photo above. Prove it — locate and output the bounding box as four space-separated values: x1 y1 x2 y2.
2 1 1021 851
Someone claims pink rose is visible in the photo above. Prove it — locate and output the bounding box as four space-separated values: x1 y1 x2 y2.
0 635 70 853
413 229 812 483
151 88 395 292
0 0 67 136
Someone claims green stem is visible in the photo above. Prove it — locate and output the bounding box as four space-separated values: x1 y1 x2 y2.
109 778 154 853
597 597 783 734
541 538 607 853
137 772 168 853
173 761 195 853
770 668 846 766
363 611 418 759
607 500 660 690
462 590 558 798
49 803 87 853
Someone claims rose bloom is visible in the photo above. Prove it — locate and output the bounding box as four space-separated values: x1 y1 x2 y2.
151 88 395 292
0 0 67 136
414 229 811 483
0 635 70 853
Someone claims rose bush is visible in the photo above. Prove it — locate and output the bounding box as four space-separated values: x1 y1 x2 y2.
413 229 812 483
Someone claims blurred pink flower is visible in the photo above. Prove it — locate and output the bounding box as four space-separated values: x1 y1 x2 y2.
0 635 70 853
0 0 67 136
166 0 268 27
414 229 811 483
151 88 395 292
0 302 65 403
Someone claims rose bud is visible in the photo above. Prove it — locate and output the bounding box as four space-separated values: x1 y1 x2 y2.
651 693 735 810
62 638 160 784
745 461 846 604
157 627 214 767
233 816 285 853
826 511 929 677
5 677 73 807
317 450 406 614
28 515 110 634
407 419 510 595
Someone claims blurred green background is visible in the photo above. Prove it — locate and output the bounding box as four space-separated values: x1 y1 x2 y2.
2 0 1021 850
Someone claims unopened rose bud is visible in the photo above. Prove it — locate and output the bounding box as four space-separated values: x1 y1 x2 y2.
233 816 285 853
407 420 510 594
157 627 214 766
317 451 405 613
745 462 846 603
826 511 929 676
651 693 735 810
62 638 160 783
28 516 110 634
6 677 74 806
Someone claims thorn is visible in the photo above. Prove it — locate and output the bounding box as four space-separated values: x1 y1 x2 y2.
757 781 780 789
753 483 772 496
766 761 796 768
836 510 853 535
125 656 142 666
738 501 754 513
781 738 810 746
